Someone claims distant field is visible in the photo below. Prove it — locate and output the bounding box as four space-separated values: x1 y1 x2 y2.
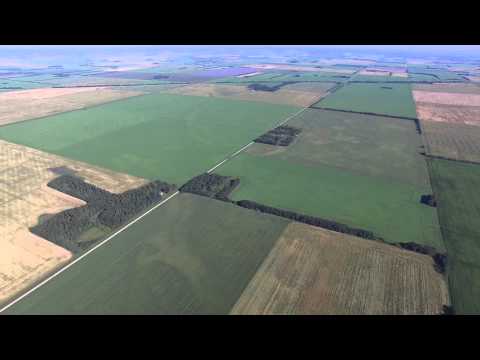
166 83 327 107
0 87 144 126
3 194 289 314
422 121 480 163
0 93 299 185
232 222 449 315
408 66 465 82
212 72 285 83
217 152 443 249
413 83 480 94
314 83 417 118
0 78 47 90
247 109 430 187
272 72 351 82
428 159 480 314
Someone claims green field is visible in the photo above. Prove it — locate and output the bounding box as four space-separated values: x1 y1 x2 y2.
212 72 285 83
315 83 417 118
0 92 299 185
407 66 465 82
3 194 289 314
428 159 480 314
247 109 430 187
217 152 443 249
273 72 351 82
0 78 47 89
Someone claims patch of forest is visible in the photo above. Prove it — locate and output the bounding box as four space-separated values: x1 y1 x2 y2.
247 82 293 92
420 194 437 207
393 242 447 274
179 173 240 201
254 125 302 146
31 175 175 253
235 200 382 241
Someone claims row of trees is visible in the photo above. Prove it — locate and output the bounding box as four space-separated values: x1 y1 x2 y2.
254 126 302 146
179 173 240 201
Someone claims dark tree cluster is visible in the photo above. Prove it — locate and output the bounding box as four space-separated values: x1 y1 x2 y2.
414 118 422 134
420 194 437 207
179 173 239 201
235 200 381 241
254 125 302 147
440 305 455 315
153 74 170 79
31 175 175 253
394 242 447 274
247 82 292 92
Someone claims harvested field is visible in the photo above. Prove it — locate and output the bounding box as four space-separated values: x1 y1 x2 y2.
416 103 480 126
0 93 299 185
413 83 480 94
413 90 480 107
0 139 146 305
422 121 480 162
467 76 480 82
3 194 289 314
315 83 417 118
428 159 480 314
166 83 326 107
0 87 144 126
231 222 449 315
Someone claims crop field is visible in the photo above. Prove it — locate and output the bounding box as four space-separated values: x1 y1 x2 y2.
272 72 352 82
314 83 418 118
413 83 480 94
0 93 299 185
231 222 449 315
428 159 480 314
422 121 480 163
247 109 430 187
0 78 47 90
3 193 289 314
0 87 144 126
212 72 285 83
247 64 356 74
166 83 327 107
0 139 146 306
407 66 465 82
217 152 443 249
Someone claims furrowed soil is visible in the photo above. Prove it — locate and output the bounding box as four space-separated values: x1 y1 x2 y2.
3 194 289 314
231 222 449 315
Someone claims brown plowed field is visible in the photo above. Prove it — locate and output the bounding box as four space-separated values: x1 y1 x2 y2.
231 223 449 315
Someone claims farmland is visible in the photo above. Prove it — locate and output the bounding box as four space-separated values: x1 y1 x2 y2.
422 121 480 163
0 92 299 185
166 83 328 107
0 139 146 305
314 83 418 118
428 159 480 314
247 109 430 187
232 222 449 315
0 87 144 126
217 152 443 249
3 193 289 314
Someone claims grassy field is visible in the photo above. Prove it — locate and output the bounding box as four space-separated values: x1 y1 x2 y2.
428 159 480 314
422 121 480 163
0 92 299 185
232 222 449 315
272 72 351 82
408 66 465 82
217 152 443 249
3 193 289 314
212 72 285 83
166 83 326 107
315 83 418 118
247 109 430 187
413 83 480 94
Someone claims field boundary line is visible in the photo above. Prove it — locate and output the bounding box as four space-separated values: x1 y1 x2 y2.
0 190 179 314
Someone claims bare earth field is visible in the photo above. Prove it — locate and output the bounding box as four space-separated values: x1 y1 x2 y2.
0 139 146 304
0 87 144 126
413 90 480 107
413 83 480 94
467 76 480 82
231 222 449 315
416 102 480 126
166 83 327 107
